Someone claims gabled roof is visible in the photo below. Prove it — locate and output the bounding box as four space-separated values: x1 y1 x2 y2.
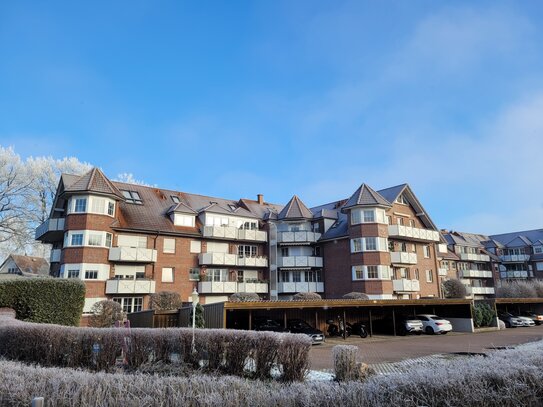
63 168 124 199
342 184 391 210
489 228 543 247
198 202 256 218
166 202 197 215
278 195 313 220
505 235 533 248
377 184 407 203
0 255 50 276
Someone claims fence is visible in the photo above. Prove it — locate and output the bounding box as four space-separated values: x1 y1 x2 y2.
127 304 224 329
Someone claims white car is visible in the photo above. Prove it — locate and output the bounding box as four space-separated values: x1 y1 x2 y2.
416 314 453 335
514 315 536 327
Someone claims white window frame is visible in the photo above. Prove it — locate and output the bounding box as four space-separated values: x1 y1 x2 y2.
190 241 201 253
163 238 176 254
162 267 174 283
426 269 433 283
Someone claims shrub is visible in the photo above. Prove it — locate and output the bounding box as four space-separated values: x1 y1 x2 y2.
533 280 543 298
496 281 538 298
473 302 496 328
276 334 311 382
342 292 370 300
333 345 358 381
0 279 84 325
229 292 260 302
89 300 125 328
150 291 182 310
442 279 467 298
189 303 205 328
292 292 322 301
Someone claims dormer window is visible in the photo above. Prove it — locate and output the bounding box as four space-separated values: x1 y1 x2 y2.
171 196 180 203
122 190 143 205
396 194 408 205
534 246 543 254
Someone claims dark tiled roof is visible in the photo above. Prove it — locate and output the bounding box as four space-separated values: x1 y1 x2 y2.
10 255 50 275
277 196 314 220
343 184 391 209
166 202 197 214
490 229 543 247
64 168 124 199
439 250 460 260
377 184 407 204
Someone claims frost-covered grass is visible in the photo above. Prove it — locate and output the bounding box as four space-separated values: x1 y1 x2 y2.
1 341 543 406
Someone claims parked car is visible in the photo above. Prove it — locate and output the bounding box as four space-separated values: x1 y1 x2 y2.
398 316 424 335
520 311 543 325
512 314 536 327
416 314 453 334
498 312 524 328
253 317 288 332
286 319 325 344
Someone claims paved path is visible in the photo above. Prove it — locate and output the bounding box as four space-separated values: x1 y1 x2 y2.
309 325 543 370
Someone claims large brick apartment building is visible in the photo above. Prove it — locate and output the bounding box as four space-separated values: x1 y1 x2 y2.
35 168 540 313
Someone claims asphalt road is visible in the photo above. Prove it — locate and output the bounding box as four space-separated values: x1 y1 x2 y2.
309 325 543 370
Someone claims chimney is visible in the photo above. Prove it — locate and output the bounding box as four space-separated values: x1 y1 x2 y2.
257 194 264 204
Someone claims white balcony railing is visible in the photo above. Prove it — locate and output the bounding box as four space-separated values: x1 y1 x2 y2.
35 218 65 240
438 268 448 277
459 269 493 278
499 254 531 262
458 253 490 262
236 282 269 294
277 282 324 293
388 225 440 242
198 281 269 294
105 279 156 294
201 226 267 242
500 270 529 279
278 231 321 244
393 279 420 292
390 252 418 265
471 287 495 295
278 256 323 268
198 253 268 267
50 249 62 263
108 247 157 263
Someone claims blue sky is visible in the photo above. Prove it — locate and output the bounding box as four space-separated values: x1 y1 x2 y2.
1 1 543 235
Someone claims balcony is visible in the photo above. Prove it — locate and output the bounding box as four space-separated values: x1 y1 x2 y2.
236 256 268 267
35 218 65 242
237 281 269 294
109 247 157 263
458 253 490 262
202 226 267 242
393 279 420 292
278 231 321 244
278 256 323 268
500 270 529 279
459 269 493 278
390 252 418 265
470 287 495 295
438 268 448 277
198 281 269 294
105 279 156 294
499 254 531 262
198 252 237 266
388 225 440 242
277 282 324 293
50 249 62 263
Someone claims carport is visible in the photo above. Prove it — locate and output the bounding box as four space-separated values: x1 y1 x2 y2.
495 298 543 315
222 299 474 335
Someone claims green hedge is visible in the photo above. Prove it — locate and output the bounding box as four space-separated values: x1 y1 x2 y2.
0 279 85 326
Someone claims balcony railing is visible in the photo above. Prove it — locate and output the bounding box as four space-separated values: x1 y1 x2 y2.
202 226 267 242
50 249 62 263
499 254 531 262
278 231 321 244
198 253 268 267
35 218 65 241
108 247 158 263
388 225 440 242
277 282 324 293
470 286 495 295
105 279 156 294
500 270 529 279
390 252 418 265
392 279 420 292
458 253 490 262
198 281 269 294
438 268 448 277
459 269 493 278
278 256 323 268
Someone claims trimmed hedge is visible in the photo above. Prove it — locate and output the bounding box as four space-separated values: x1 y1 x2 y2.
0 314 311 381
0 279 85 325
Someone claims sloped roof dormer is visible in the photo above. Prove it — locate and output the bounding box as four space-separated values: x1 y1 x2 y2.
63 168 124 200
277 195 313 220
341 183 391 211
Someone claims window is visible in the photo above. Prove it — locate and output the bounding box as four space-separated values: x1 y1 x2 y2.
292 271 301 282
386 216 392 225
424 245 431 258
67 270 80 279
315 246 321 256
189 268 200 281
122 190 143 204
367 265 378 279
398 268 408 279
174 214 195 227
397 217 404 226
535 246 543 254
409 219 416 227
353 266 364 280
306 271 317 282
280 271 290 282
118 235 147 248
190 241 201 253
85 270 98 279
351 238 362 253
162 267 174 283
91 198 105 213
8 267 18 274
88 233 102 246
238 245 257 257
426 270 433 283
400 242 407 252
108 202 115 216
313 223 320 233
536 263 543 271
71 234 83 246
396 194 408 205
281 248 289 257
74 198 87 213
236 270 244 283
163 238 176 254
113 297 143 313
414 269 419 280
171 196 180 203
363 210 375 223
351 210 362 225
365 237 377 251
105 233 112 248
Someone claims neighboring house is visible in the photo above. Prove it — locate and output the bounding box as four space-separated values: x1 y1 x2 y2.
0 254 50 277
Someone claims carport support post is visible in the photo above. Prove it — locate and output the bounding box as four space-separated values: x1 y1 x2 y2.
369 310 373 337
248 310 252 330
392 308 397 336
283 310 287 329
343 309 347 341
315 310 318 332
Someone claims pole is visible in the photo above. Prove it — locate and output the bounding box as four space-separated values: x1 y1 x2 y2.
191 301 196 354
32 398 44 407
392 308 397 336
342 308 347 341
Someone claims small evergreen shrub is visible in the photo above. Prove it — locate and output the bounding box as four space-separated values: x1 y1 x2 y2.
292 292 322 301
0 279 84 325
150 291 182 310
342 292 370 300
473 302 496 328
229 292 260 302
442 279 467 298
189 303 205 328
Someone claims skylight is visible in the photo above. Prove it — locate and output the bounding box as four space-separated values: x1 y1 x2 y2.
122 190 143 205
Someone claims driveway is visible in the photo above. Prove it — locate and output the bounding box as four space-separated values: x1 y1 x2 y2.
309 326 543 370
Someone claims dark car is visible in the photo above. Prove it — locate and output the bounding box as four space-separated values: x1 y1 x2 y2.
253 317 288 332
286 319 325 344
520 311 543 325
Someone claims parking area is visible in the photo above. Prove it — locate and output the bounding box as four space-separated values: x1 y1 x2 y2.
309 325 543 370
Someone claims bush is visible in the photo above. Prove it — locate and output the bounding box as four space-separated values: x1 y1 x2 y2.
89 300 125 328
496 281 538 298
0 279 85 325
473 302 496 328
189 303 205 328
533 280 543 298
150 291 182 310
442 279 467 298
229 292 260 302
292 292 322 301
342 292 370 300
0 313 311 381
